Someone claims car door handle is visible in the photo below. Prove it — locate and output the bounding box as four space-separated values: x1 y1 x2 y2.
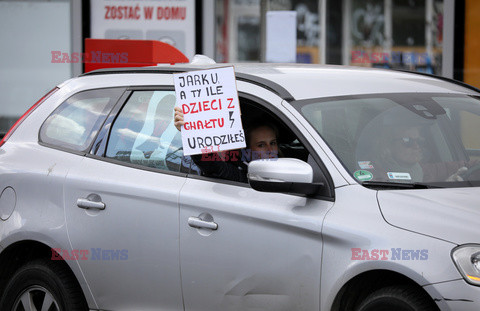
77 194 105 210
188 216 218 230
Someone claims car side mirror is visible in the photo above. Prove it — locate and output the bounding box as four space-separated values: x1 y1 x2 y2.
248 158 323 195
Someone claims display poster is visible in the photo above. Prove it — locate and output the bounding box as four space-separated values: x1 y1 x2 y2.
90 0 195 59
174 67 246 156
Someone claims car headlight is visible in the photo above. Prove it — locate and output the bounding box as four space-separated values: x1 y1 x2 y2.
452 245 480 286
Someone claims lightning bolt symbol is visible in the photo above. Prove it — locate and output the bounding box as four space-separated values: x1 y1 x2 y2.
229 111 234 128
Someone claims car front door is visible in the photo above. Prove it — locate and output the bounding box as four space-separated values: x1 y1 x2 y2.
64 89 186 310
178 87 334 311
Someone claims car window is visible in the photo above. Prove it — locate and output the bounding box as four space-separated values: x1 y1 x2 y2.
436 97 480 162
297 93 480 187
39 88 123 152
184 97 319 184
105 90 187 173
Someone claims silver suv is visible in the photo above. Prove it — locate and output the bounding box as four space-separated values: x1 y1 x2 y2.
0 62 479 311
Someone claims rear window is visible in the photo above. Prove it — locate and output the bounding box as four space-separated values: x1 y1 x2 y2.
39 88 123 152
105 90 187 173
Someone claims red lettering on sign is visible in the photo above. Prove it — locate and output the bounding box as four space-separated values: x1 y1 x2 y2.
182 99 224 115
183 118 225 131
144 6 154 19
157 7 186 20
105 6 111 19
227 98 234 109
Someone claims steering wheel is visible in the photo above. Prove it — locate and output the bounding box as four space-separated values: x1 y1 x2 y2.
461 163 480 180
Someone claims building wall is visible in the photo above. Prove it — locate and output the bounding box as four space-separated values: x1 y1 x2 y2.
0 1 72 135
464 0 480 88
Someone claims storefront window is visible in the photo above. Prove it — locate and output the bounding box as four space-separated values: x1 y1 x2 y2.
215 0 321 63
215 0 261 62
293 0 320 63
237 15 261 61
215 0 444 70
348 0 444 75
392 0 426 47
350 0 384 47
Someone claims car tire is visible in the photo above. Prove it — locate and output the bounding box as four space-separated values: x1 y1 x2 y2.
356 285 436 311
0 258 87 311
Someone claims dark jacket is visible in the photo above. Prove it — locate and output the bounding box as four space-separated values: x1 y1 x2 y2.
191 154 248 183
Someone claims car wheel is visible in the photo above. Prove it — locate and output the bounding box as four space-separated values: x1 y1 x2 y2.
356 285 436 311
0 258 87 311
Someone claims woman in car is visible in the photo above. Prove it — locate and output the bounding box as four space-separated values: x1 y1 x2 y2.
174 107 279 182
370 124 475 183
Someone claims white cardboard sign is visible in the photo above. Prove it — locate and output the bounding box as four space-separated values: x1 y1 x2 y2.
266 11 297 63
174 67 246 156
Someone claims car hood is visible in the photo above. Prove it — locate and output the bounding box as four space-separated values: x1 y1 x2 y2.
377 187 480 244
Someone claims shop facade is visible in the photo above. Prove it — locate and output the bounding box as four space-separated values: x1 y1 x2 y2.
0 0 478 136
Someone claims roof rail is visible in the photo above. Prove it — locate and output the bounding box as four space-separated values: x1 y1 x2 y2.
393 69 480 94
80 66 295 101
81 66 195 76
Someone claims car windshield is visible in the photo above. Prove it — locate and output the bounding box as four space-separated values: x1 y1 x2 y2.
296 93 480 188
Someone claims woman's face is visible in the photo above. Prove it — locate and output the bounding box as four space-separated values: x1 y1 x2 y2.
391 127 424 166
249 126 278 159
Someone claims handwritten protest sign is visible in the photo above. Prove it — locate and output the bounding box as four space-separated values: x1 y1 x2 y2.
174 66 246 156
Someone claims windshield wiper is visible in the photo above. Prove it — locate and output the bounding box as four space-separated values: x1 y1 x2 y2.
361 181 442 189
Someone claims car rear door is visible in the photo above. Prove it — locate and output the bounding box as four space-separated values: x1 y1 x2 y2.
63 88 186 310
178 85 334 311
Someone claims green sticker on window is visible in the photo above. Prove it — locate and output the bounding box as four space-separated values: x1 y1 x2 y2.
354 170 373 181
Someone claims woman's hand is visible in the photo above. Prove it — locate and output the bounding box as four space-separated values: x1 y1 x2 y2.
446 166 468 181
174 107 185 131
